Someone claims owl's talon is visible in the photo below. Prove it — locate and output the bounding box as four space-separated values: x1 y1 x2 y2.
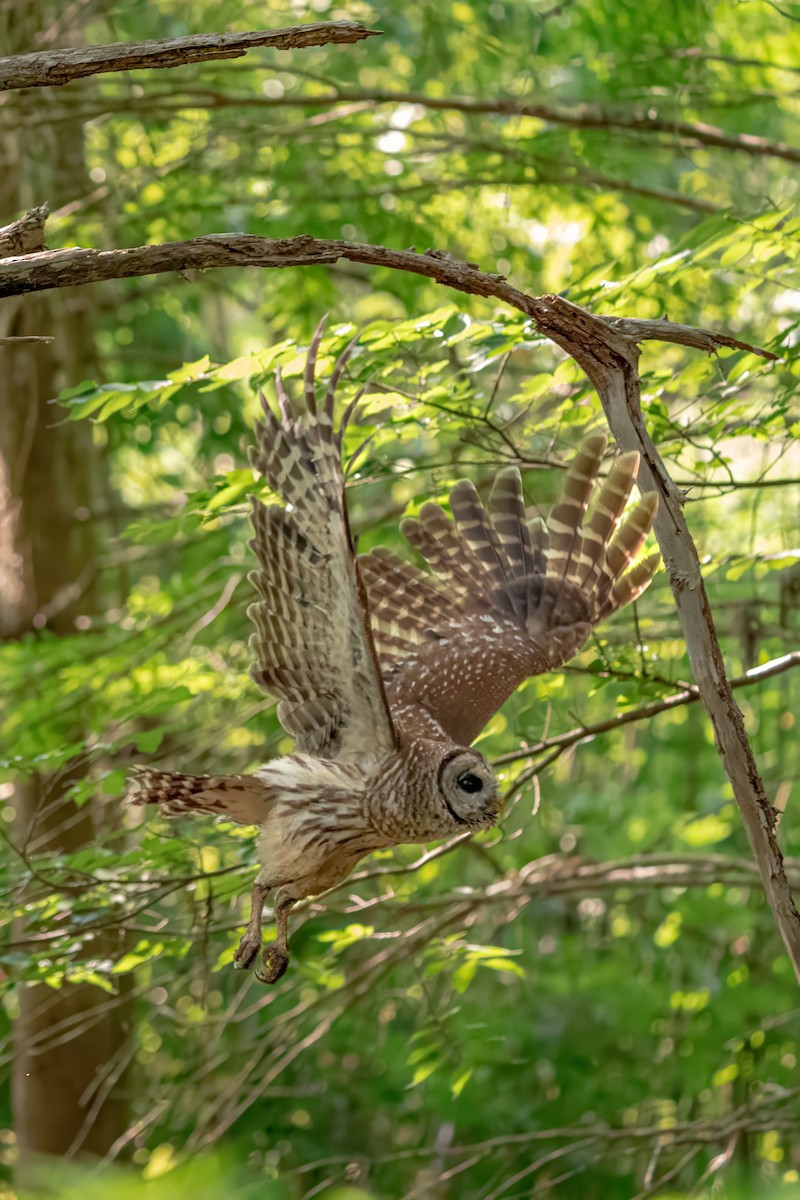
233 932 261 970
255 944 290 984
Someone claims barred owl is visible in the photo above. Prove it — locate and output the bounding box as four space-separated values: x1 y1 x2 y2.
130 319 659 983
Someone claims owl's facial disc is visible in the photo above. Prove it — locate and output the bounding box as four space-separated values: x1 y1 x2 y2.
439 751 500 828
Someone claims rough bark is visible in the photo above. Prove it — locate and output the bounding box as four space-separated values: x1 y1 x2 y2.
0 1 130 1172
0 21 380 90
0 232 778 368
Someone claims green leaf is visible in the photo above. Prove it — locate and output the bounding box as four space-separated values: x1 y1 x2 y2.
136 728 165 754
451 1068 473 1098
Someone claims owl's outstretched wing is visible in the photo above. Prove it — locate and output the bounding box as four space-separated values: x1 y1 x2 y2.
360 436 659 746
247 319 396 762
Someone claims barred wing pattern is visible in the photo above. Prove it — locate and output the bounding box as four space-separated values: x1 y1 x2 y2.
247 319 396 762
360 435 659 746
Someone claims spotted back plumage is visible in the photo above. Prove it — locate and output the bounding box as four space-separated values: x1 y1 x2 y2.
247 318 397 763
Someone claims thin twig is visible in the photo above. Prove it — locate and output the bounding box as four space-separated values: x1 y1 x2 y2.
494 650 800 768
0 335 54 343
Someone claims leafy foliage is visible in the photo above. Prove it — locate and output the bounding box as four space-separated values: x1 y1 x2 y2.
2 1 800 1197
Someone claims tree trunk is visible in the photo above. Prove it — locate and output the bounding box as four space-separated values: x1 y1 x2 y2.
0 0 131 1171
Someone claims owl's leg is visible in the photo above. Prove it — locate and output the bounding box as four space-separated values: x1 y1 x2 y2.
256 888 297 985
233 875 271 970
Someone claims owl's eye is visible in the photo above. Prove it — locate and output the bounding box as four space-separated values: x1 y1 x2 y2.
457 772 483 794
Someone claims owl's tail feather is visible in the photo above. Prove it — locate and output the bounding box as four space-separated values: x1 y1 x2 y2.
127 767 272 825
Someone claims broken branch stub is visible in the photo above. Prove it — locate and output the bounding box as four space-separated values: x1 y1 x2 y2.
0 22 380 92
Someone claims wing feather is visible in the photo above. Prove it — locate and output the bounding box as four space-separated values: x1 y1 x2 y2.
489 467 535 579
247 318 396 761
362 440 659 745
359 548 461 676
448 480 515 604
401 504 496 611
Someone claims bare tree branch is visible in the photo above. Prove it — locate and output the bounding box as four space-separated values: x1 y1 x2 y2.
0 335 53 343
55 83 800 165
0 234 537 300
0 225 780 360
0 21 380 91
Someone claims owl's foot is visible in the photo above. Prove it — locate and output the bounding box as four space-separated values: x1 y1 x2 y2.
253 890 297 984
256 942 290 985
233 930 262 970
233 876 271 970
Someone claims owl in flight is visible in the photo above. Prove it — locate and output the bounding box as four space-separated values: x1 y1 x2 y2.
131 318 659 984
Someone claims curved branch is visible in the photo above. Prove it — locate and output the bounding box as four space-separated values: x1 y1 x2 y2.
531 295 800 983
0 234 539 301
0 21 380 91
0 227 780 362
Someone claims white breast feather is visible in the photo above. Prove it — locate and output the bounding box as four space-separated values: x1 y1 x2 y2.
254 754 373 795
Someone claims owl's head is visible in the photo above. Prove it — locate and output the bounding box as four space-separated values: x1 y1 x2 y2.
437 747 500 829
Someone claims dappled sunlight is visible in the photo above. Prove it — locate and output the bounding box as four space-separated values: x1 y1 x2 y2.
1 0 799 1195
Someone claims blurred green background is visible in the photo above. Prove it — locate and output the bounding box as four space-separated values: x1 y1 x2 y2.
0 0 798 1196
